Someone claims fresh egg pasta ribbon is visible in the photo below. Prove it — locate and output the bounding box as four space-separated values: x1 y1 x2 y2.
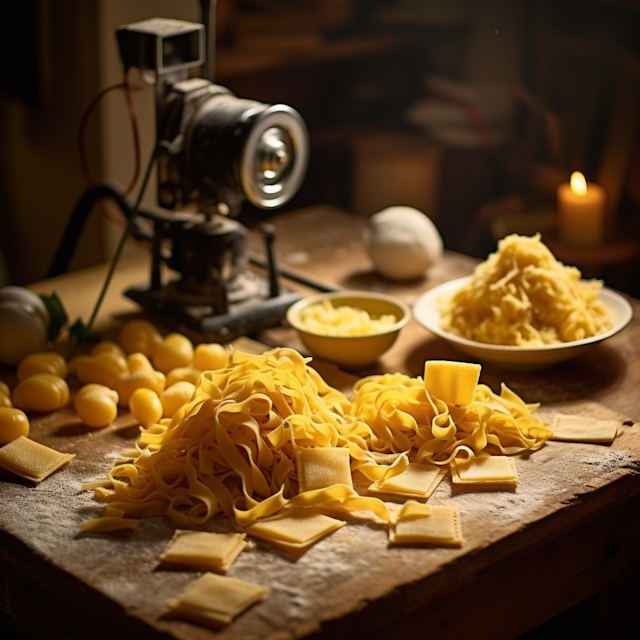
350 373 551 465
83 348 384 531
82 347 550 533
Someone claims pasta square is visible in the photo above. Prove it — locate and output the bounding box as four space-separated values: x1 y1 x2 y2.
550 414 618 444
389 504 462 546
367 464 446 499
393 501 431 521
167 572 269 628
0 436 75 483
247 509 344 555
450 455 517 485
160 530 247 573
297 446 352 493
381 463 445 494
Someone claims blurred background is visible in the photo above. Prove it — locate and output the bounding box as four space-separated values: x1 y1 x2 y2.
1 0 639 294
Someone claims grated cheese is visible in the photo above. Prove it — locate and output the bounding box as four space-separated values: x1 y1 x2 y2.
299 300 397 336
440 234 613 346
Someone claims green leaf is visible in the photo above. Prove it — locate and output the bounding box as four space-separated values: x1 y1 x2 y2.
68 319 101 348
39 292 68 342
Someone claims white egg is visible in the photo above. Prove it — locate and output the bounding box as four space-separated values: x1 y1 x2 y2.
0 301 49 366
0 286 50 330
367 206 443 282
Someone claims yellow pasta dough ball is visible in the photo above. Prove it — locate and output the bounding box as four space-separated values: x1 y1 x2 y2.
152 333 194 373
73 352 128 389
129 387 163 427
160 381 196 418
90 340 126 359
112 352 166 407
0 381 11 408
75 384 119 428
118 319 163 356
192 343 229 371
13 373 69 412
116 369 166 407
0 407 30 444
127 352 156 374
17 351 68 382
166 366 202 387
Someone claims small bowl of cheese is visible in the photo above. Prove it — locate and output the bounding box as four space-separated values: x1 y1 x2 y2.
286 291 411 369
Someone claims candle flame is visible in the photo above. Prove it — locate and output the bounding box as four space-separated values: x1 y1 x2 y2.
570 171 587 196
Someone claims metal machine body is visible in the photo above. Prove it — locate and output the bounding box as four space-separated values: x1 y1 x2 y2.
115 16 310 341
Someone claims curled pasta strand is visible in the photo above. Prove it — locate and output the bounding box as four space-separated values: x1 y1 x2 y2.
233 485 287 526
350 446 409 483
83 346 551 533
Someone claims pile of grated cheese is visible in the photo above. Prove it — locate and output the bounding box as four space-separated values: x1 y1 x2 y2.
298 300 397 336
440 233 613 346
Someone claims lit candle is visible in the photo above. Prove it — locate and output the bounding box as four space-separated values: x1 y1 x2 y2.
557 171 606 247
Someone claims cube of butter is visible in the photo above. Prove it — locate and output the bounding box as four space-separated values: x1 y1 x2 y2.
424 360 481 406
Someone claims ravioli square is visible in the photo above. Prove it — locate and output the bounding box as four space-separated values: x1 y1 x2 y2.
424 360 481 406
390 504 462 546
450 455 517 485
167 573 269 628
368 464 446 500
381 463 446 495
0 436 75 483
297 446 352 493
391 500 431 523
247 509 344 555
550 414 618 444
160 531 247 573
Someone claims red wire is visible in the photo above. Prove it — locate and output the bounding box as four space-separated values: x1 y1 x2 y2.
77 69 142 209
78 81 123 188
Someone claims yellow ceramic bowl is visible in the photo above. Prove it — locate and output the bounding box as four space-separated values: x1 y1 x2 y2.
286 291 411 369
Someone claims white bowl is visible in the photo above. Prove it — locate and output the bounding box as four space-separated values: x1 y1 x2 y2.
413 277 633 368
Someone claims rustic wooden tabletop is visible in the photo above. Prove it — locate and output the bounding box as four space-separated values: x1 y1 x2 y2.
1 206 639 640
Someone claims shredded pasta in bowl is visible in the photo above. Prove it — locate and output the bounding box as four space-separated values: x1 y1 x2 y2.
286 291 411 368
413 234 632 367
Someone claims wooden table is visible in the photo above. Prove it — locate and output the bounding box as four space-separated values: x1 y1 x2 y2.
1 206 640 640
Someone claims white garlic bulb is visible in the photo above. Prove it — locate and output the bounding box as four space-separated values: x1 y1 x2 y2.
366 206 443 281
